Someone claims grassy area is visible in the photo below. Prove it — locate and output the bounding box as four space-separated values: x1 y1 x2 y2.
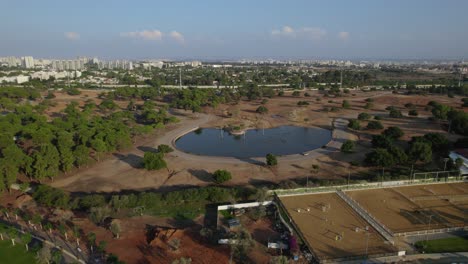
415 236 468 253
0 239 37 264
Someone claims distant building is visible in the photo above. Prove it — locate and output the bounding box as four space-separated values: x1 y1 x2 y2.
21 56 34 68
0 75 30 84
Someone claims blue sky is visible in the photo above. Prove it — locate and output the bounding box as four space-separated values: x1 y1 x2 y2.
1 0 467 60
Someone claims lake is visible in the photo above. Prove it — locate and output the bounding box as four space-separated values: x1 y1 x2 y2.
175 125 332 158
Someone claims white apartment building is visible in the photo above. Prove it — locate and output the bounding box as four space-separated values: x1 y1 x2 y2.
21 56 34 68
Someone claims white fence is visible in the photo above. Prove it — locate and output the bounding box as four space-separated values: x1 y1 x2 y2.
217 201 273 211
273 176 467 197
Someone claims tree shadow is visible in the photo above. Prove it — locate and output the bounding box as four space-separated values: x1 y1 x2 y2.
236 157 264 166
137 146 158 153
113 153 143 168
187 169 213 183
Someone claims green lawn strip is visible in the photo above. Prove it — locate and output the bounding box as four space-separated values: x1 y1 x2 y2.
0 239 37 264
415 236 468 253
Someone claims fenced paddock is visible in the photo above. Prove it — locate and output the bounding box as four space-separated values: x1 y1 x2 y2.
346 182 468 234
278 192 397 262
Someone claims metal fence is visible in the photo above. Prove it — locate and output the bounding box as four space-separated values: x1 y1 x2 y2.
336 190 395 244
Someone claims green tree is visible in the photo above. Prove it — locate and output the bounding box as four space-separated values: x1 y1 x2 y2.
21 232 32 251
365 148 395 167
143 152 167 170
408 142 432 163
342 100 350 109
358 112 371 120
367 120 384 130
266 153 277 166
213 169 232 184
36 245 52 264
56 131 75 172
256 106 268 114
32 144 60 181
341 140 355 153
347 119 361 130
90 138 107 161
110 220 121 239
157 144 174 154
389 109 403 118
408 109 418 116
383 126 404 139
73 144 89 168
371 135 393 148
388 145 408 164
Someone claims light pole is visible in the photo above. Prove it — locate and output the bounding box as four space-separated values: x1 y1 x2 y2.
365 231 370 260
425 215 433 242
443 158 450 180
347 167 351 189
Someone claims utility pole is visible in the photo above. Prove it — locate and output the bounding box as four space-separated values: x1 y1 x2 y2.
179 68 182 89
425 215 433 242
340 69 343 89
347 168 351 189
410 164 414 183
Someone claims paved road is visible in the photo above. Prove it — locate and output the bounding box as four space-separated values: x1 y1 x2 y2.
0 218 87 264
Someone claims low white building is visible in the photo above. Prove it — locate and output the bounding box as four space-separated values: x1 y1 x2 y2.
0 75 30 84
449 149 468 175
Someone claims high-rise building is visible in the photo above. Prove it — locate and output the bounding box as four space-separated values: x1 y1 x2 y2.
21 56 34 68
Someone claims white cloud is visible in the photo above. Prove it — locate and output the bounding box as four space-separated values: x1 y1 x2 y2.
64 32 80 40
271 26 326 40
271 26 295 36
338 31 350 41
120 30 163 40
169 31 185 43
301 27 327 40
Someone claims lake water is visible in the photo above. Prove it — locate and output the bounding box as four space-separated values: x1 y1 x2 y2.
175 125 332 158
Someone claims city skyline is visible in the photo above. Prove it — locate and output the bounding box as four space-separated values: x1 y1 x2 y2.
1 0 468 60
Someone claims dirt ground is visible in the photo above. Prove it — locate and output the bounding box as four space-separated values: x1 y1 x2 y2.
77 215 229 264
346 182 468 233
48 89 465 193
279 192 396 260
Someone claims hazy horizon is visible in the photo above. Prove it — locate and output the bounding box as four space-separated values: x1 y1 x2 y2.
1 0 468 60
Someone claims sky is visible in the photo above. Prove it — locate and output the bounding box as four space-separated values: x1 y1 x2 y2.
1 0 468 60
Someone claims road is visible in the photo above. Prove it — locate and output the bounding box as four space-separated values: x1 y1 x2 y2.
0 218 87 264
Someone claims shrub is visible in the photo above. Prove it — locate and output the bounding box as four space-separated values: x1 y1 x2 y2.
277 91 284 96
297 101 310 106
292 91 301 97
304 92 311 97
157 144 174 154
365 98 374 102
383 126 404 139
364 102 373 109
389 109 403 118
256 106 268 114
374 115 382 120
404 103 414 108
358 112 371 120
341 140 355 153
266 153 277 166
143 152 167 170
367 120 384 130
408 109 418 116
213 170 232 184
342 100 351 109
348 119 361 130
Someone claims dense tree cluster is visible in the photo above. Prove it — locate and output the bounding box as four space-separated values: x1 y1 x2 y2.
0 93 172 191
429 101 468 135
